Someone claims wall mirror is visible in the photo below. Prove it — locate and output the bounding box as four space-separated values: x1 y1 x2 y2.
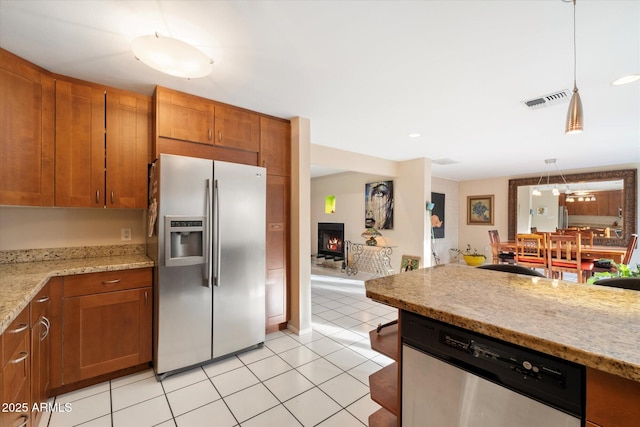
508 169 637 246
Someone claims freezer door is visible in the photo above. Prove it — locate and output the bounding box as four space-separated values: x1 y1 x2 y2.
155 154 213 374
212 161 266 358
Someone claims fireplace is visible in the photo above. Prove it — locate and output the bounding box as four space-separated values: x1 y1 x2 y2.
317 222 345 260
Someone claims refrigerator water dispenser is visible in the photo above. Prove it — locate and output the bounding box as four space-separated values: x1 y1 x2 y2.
164 216 205 267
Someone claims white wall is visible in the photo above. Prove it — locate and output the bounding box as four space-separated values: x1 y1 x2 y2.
530 191 559 232
458 177 510 261
0 206 146 250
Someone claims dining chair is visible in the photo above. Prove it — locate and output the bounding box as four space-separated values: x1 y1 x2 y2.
488 230 515 264
592 233 638 274
547 233 593 283
515 233 547 276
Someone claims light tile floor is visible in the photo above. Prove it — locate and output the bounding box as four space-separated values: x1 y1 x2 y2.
40 268 394 427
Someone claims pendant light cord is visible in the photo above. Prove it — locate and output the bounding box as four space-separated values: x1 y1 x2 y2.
573 0 577 91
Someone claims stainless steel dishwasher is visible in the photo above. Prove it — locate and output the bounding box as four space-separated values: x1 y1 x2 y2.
401 311 584 427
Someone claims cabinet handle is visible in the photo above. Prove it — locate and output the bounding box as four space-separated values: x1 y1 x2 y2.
101 279 121 285
8 323 28 334
10 351 29 364
111 191 114 204
144 291 148 307
96 190 100 204
208 129 212 140
35 295 50 303
41 316 50 341
218 130 222 143
16 415 29 427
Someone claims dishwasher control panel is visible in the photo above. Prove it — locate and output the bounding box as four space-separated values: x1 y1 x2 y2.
441 331 566 386
401 310 584 418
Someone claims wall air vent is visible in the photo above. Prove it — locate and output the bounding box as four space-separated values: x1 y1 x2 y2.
521 89 571 110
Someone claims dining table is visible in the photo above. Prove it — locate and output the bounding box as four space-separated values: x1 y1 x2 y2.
492 241 628 264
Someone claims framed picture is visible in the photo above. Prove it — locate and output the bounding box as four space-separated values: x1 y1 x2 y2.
430 192 445 238
401 254 420 272
365 180 394 229
467 195 494 225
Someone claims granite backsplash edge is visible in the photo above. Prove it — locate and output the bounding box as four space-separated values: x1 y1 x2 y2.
0 244 147 264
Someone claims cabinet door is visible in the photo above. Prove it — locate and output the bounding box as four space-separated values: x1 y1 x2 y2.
266 175 289 327
30 314 49 426
63 287 152 383
55 79 105 207
0 48 55 206
587 368 640 427
156 86 214 144
259 117 290 176
30 283 51 425
106 91 151 208
1 326 30 427
1 307 31 427
214 104 260 152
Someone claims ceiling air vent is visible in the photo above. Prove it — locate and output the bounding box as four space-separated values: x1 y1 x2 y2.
432 158 459 165
521 89 571 110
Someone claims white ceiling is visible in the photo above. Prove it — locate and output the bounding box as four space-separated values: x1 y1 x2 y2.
1 0 638 181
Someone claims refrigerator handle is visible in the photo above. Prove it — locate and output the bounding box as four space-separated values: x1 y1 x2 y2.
204 179 212 288
214 179 221 287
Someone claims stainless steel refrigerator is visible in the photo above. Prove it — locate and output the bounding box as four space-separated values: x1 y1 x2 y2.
148 153 266 377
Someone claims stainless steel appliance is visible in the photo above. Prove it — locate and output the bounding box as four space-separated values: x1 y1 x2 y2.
558 205 569 229
148 153 266 377
401 311 583 427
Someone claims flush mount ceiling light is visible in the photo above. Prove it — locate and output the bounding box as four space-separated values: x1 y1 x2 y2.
132 33 214 79
565 0 583 134
408 133 421 138
612 74 640 86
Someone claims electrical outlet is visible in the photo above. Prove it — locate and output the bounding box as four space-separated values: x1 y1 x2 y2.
121 228 132 241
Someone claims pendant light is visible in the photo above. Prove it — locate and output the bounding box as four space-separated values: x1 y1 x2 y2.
565 0 583 134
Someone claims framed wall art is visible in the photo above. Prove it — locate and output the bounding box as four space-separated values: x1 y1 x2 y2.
401 254 420 272
430 192 445 238
467 194 494 225
365 180 394 229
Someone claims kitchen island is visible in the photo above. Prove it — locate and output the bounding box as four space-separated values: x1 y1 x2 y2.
365 263 640 427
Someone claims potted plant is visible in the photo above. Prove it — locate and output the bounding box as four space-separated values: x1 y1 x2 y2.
451 244 486 266
587 261 639 284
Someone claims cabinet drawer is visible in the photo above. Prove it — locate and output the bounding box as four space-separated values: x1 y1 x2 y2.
2 306 30 367
64 268 152 297
31 281 51 326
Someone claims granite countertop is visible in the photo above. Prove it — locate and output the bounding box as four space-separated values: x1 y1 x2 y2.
0 254 154 335
365 263 640 382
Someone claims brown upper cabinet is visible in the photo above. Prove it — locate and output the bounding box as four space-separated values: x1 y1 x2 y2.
156 86 259 153
55 78 150 208
0 48 55 206
563 190 623 217
259 116 291 176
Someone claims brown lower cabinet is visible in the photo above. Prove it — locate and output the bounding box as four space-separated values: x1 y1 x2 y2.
62 269 152 384
1 306 31 427
30 282 52 427
586 367 640 427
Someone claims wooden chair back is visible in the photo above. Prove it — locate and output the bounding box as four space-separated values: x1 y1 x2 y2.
515 233 547 275
548 233 591 283
622 234 638 265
